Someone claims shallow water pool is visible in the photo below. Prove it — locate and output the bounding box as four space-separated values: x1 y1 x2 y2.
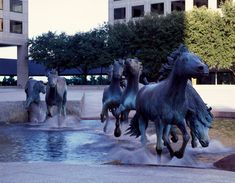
0 118 234 168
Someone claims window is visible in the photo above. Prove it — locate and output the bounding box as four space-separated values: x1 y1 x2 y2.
114 7 126 20
0 0 3 10
0 18 3 32
193 0 208 8
217 0 226 8
151 3 164 15
132 5 144 18
171 1 185 11
10 0 23 13
10 20 22 34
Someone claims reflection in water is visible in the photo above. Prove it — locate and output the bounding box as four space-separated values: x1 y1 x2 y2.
0 119 234 167
46 132 66 160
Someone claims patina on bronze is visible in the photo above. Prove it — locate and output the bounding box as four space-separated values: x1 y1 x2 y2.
100 59 125 133
127 44 210 158
45 69 67 117
24 78 46 123
113 58 142 137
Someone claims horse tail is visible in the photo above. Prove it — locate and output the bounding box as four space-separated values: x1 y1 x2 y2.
125 112 141 138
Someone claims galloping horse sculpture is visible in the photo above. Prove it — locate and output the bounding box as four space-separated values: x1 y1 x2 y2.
25 78 46 109
127 45 209 158
45 70 67 117
158 48 213 148
25 78 46 123
113 58 142 137
100 59 125 132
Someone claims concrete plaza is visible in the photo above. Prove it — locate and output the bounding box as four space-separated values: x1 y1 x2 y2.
0 85 235 183
0 163 235 183
0 85 235 119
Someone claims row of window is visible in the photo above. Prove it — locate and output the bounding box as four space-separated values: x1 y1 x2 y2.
114 1 185 20
0 18 23 34
0 0 23 13
113 0 226 20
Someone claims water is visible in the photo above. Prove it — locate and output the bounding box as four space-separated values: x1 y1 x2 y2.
0 118 234 168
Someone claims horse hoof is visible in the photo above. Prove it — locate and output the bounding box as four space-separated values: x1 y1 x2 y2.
191 141 198 148
156 149 162 156
171 136 178 143
174 151 184 159
100 114 105 123
114 128 121 137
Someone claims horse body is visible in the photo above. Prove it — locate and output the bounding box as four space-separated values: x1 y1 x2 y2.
46 70 67 117
113 58 142 137
128 45 209 158
100 59 124 132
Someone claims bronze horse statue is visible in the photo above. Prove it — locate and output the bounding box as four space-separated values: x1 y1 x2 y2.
157 48 213 148
45 70 67 117
127 45 209 159
100 59 125 132
24 78 46 123
113 58 143 137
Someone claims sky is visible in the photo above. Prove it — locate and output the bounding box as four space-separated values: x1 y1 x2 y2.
0 0 108 58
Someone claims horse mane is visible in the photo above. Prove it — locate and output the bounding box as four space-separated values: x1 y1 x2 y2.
186 83 213 128
158 44 189 81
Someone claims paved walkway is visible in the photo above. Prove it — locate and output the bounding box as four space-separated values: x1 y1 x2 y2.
0 163 234 183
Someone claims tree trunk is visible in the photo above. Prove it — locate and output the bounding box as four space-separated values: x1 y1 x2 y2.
215 71 218 85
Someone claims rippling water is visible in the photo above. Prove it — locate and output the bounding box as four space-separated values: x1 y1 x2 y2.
0 118 234 167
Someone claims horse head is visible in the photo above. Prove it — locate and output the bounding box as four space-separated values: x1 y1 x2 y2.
34 81 45 94
112 59 125 79
25 80 45 109
47 69 58 88
124 58 142 77
175 45 209 78
186 108 213 147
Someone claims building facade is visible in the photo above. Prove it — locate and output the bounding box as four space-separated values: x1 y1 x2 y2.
0 0 28 87
109 0 228 24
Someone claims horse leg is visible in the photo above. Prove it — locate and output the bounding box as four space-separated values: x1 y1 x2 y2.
174 122 190 159
62 92 67 117
191 130 198 148
155 119 164 156
114 117 121 137
103 111 110 133
163 125 175 157
139 115 148 146
122 110 130 124
100 103 109 123
170 125 179 143
47 105 53 118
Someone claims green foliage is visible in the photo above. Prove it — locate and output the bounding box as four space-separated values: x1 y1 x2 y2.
107 12 185 80
184 2 235 70
1 76 17 86
28 31 71 73
28 2 235 82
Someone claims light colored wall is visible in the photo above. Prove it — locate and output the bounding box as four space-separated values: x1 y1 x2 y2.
0 0 28 45
108 0 233 24
0 0 28 87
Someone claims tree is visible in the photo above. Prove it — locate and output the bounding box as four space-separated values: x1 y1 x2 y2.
68 26 111 83
221 1 235 75
28 31 71 73
107 12 185 80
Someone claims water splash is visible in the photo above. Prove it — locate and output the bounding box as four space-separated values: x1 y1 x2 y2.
29 115 80 130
